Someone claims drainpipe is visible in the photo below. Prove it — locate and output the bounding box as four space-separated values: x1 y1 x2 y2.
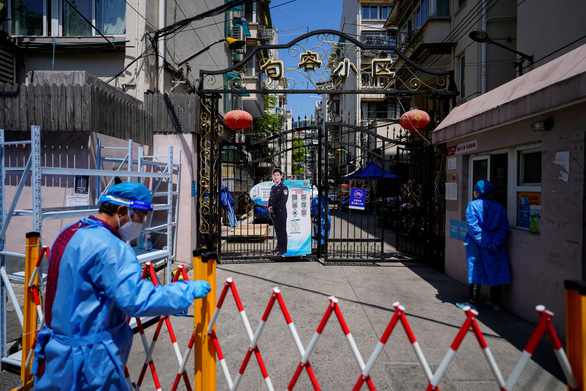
158 0 166 92
481 0 487 94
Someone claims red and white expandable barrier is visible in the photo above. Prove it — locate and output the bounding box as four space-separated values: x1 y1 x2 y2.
505 305 577 391
426 305 505 391
171 264 195 391
353 302 433 391
128 262 194 391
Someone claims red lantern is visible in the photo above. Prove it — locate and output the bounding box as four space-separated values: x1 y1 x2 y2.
224 110 253 130
399 109 430 131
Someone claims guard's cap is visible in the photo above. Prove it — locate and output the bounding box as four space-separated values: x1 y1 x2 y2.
474 180 495 197
272 168 283 175
99 182 154 211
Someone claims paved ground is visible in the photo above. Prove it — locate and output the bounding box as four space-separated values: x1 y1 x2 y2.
2 243 571 390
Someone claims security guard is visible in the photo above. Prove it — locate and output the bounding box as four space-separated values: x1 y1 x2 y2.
268 168 288 256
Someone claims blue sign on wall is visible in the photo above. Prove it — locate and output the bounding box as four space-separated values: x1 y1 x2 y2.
450 219 459 239
459 221 468 241
349 187 366 210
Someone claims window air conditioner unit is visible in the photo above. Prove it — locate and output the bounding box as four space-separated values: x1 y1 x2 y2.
232 26 246 54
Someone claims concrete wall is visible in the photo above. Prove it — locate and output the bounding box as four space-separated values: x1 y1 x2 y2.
453 0 517 101
443 105 586 335
518 0 586 72
151 133 198 264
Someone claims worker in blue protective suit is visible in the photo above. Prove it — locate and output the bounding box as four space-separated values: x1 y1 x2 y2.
32 182 211 390
456 180 511 311
311 185 331 247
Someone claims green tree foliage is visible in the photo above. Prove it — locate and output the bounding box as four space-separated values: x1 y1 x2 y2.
251 95 281 163
292 137 306 175
253 95 281 139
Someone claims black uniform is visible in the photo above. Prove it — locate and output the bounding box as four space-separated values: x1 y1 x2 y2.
268 181 289 254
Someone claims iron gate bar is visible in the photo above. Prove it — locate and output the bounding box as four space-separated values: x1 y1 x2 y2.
251 125 320 145
197 89 459 95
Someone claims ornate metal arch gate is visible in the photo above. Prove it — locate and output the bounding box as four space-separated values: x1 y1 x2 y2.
196 29 457 264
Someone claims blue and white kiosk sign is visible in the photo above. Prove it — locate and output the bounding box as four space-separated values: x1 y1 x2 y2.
349 187 366 210
249 180 313 257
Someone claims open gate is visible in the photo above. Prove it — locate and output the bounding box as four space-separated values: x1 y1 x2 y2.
196 29 457 263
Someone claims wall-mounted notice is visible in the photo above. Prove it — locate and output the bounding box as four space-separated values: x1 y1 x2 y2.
445 182 457 200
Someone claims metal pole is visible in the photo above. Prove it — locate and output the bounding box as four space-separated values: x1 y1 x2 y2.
381 138 385 261
95 138 102 203
31 126 42 234
21 232 40 388
166 146 173 284
324 118 330 259
193 249 217 391
317 120 322 257
0 129 5 368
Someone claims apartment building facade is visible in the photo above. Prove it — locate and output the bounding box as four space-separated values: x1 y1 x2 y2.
0 0 276 262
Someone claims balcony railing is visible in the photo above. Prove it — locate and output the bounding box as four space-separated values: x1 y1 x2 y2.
359 34 397 47
397 30 420 51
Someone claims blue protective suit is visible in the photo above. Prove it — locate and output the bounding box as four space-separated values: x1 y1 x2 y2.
464 181 511 286
220 185 238 227
311 195 331 245
32 217 209 390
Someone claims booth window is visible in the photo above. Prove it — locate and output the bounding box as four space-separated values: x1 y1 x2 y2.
469 152 507 209
515 146 541 231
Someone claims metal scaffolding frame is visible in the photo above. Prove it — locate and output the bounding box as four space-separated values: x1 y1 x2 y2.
0 126 181 369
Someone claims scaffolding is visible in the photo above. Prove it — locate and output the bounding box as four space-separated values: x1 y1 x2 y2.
0 126 181 369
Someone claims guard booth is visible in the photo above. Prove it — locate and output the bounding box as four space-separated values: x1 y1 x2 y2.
195 29 457 264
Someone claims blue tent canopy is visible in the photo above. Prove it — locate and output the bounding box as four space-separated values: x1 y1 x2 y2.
343 161 398 179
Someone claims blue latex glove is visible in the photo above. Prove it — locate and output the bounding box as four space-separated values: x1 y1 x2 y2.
191 281 211 298
487 243 497 252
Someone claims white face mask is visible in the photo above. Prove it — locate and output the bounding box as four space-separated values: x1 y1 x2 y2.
117 210 144 241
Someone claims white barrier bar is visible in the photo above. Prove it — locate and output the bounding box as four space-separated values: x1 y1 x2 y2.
505 351 531 390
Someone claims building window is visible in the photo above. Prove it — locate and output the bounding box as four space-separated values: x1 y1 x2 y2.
11 0 44 35
435 0 449 15
360 72 388 88
361 101 391 120
416 0 429 28
361 5 391 20
7 0 125 36
459 55 465 98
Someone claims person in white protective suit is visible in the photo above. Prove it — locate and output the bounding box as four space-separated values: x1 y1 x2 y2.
32 182 211 390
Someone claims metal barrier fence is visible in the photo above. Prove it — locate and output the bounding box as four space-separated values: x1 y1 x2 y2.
207 278 577 391
13 242 580 391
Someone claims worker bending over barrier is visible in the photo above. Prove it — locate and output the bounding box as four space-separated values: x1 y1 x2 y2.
32 182 211 390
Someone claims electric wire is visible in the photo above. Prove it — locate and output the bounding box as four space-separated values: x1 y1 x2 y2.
107 0 256 84
520 33 586 72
